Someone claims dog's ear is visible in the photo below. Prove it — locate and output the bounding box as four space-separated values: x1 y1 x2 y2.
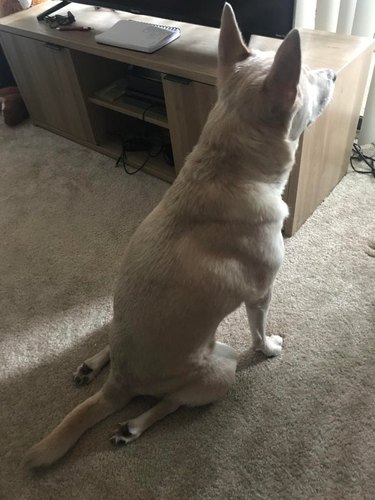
218 3 250 80
263 29 301 114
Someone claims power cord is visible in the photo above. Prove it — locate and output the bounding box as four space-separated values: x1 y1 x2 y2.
115 103 172 175
350 143 375 177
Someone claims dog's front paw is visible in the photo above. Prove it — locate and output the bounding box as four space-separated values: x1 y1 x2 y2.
110 423 140 446
73 363 94 386
257 335 283 357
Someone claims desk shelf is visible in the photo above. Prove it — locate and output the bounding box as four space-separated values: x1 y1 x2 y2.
88 96 169 129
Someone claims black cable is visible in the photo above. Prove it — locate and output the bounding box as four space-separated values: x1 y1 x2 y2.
116 103 161 175
350 143 375 177
115 144 150 175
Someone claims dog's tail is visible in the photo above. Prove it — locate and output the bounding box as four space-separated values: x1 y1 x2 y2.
24 383 131 469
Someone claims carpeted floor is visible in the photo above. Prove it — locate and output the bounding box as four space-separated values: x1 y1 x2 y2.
1 119 374 500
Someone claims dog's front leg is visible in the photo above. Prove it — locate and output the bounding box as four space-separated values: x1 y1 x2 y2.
245 293 283 357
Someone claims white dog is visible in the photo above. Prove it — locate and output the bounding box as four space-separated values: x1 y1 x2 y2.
25 3 335 468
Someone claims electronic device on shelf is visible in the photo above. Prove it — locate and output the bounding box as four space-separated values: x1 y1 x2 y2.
94 66 166 110
37 0 296 41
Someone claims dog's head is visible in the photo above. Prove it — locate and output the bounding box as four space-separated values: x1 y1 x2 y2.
218 3 336 142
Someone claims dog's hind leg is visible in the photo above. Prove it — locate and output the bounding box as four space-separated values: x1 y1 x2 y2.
24 378 132 469
245 292 283 357
213 341 238 361
111 350 238 446
110 399 180 445
73 345 110 386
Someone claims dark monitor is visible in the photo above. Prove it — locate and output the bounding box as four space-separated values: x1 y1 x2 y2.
41 1 296 41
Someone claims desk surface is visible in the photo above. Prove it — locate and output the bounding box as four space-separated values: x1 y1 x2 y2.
1 1 374 85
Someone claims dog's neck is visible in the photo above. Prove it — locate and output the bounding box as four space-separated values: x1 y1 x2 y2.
187 100 297 189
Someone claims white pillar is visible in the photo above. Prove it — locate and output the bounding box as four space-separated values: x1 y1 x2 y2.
352 0 375 145
351 0 375 37
315 0 341 32
336 0 358 34
293 0 317 29
359 68 375 145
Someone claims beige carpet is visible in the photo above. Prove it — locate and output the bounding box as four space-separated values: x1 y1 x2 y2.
1 119 374 500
